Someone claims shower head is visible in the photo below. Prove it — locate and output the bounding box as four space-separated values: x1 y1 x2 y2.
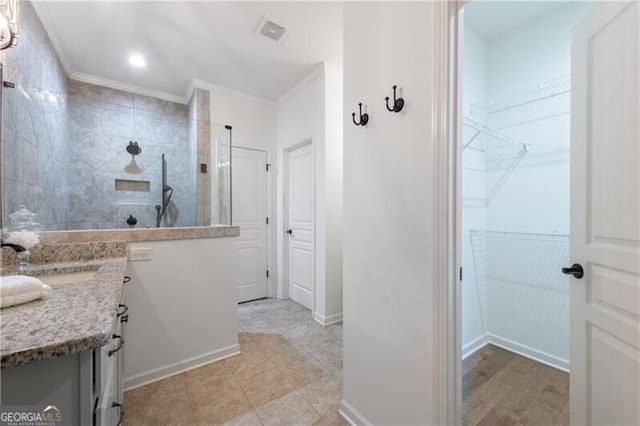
127 141 141 156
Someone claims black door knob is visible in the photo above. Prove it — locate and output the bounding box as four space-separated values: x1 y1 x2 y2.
562 263 584 279
286 229 293 235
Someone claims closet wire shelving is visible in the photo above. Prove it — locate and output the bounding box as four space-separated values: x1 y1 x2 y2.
470 74 571 117
462 116 529 206
469 230 570 337
463 75 571 206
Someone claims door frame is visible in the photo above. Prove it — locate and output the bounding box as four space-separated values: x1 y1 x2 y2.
281 138 315 312
232 145 275 299
433 1 465 425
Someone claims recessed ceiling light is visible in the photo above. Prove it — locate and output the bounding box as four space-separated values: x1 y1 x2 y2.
128 54 146 68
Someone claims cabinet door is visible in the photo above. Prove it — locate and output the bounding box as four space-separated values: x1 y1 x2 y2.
95 319 125 426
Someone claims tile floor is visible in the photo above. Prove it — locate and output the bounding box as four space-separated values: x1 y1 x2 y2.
123 299 347 425
462 344 570 426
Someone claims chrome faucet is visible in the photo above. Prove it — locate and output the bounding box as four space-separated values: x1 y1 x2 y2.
1 241 28 252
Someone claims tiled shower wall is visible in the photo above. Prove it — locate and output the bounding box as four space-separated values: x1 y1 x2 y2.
1 1 69 229
67 80 195 229
191 88 211 226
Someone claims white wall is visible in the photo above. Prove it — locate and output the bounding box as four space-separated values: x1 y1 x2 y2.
276 63 344 325
342 2 440 424
322 63 344 324
463 26 488 118
208 85 277 153
486 3 589 100
461 25 488 356
123 236 239 389
485 3 589 234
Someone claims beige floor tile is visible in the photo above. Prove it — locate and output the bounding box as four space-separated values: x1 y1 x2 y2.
122 390 132 426
183 359 236 388
255 390 321 426
263 344 310 367
239 341 264 354
128 300 343 426
222 409 263 426
187 377 254 425
239 368 297 408
128 376 196 425
297 371 343 418
252 333 292 351
239 332 258 346
225 349 278 382
278 358 326 388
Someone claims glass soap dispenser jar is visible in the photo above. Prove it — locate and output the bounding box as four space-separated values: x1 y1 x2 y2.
2 205 42 270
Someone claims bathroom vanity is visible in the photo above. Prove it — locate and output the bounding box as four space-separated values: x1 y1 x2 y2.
0 256 128 426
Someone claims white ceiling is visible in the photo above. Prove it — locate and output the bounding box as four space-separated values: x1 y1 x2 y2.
465 1 566 41
32 1 343 102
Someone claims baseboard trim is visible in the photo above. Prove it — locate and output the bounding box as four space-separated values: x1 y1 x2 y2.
486 333 569 372
339 399 370 426
462 335 488 360
313 311 343 326
124 344 240 391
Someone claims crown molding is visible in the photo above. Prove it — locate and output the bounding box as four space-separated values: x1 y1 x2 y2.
70 72 188 105
187 78 276 106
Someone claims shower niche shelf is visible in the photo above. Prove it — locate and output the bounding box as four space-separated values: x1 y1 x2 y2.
115 178 151 204
462 116 529 206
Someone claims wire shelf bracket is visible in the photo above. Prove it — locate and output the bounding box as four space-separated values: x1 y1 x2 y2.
462 117 529 206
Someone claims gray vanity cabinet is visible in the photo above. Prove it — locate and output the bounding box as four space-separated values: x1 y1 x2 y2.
95 305 127 426
0 304 127 426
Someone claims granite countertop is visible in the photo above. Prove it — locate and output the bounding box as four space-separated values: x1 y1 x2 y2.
0 257 127 368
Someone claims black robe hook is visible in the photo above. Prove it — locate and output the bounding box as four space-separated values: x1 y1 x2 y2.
385 85 404 113
352 103 369 126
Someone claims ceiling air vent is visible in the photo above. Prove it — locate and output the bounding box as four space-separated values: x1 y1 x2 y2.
256 16 290 43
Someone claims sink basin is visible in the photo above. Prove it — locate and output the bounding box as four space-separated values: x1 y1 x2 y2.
39 270 97 286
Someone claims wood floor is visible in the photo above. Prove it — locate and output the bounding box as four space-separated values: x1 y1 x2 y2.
463 345 569 426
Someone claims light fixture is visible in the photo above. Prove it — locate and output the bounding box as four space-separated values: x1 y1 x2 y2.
128 54 146 68
0 0 19 50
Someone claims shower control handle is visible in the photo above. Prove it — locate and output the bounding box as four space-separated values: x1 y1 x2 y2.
562 263 584 279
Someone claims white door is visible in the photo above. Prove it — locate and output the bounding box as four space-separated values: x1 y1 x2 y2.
286 142 314 309
232 147 268 303
570 2 640 424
